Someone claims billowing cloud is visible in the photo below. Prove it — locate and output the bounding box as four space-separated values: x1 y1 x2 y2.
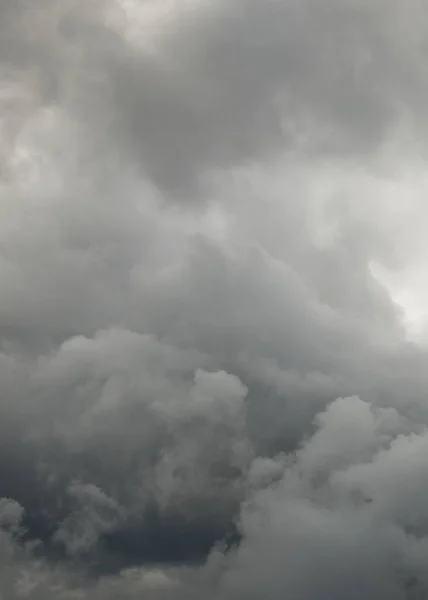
2 0 428 598
216 397 428 600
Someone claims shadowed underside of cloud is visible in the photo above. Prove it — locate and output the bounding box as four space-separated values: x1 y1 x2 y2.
3 0 428 598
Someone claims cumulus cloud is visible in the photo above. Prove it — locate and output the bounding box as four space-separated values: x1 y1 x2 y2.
3 0 428 598
217 397 428 600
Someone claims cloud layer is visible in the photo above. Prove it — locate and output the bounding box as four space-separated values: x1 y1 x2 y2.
2 0 428 598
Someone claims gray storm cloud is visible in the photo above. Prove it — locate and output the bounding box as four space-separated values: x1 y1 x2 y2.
2 0 428 598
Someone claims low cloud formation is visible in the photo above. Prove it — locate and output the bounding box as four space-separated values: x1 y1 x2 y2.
2 0 428 598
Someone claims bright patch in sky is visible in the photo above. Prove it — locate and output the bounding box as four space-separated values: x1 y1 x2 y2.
371 261 428 343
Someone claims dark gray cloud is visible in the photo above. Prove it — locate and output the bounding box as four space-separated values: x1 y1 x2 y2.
2 0 428 598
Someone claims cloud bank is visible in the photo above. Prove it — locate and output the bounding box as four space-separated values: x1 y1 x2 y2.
2 0 428 598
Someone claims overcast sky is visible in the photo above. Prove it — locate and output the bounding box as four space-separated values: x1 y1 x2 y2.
3 1 428 598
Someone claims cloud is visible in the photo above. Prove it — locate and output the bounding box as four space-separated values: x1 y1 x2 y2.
3 0 428 197
216 397 428 600
2 0 428 598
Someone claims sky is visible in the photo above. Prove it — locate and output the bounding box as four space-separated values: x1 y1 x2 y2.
3 0 428 598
